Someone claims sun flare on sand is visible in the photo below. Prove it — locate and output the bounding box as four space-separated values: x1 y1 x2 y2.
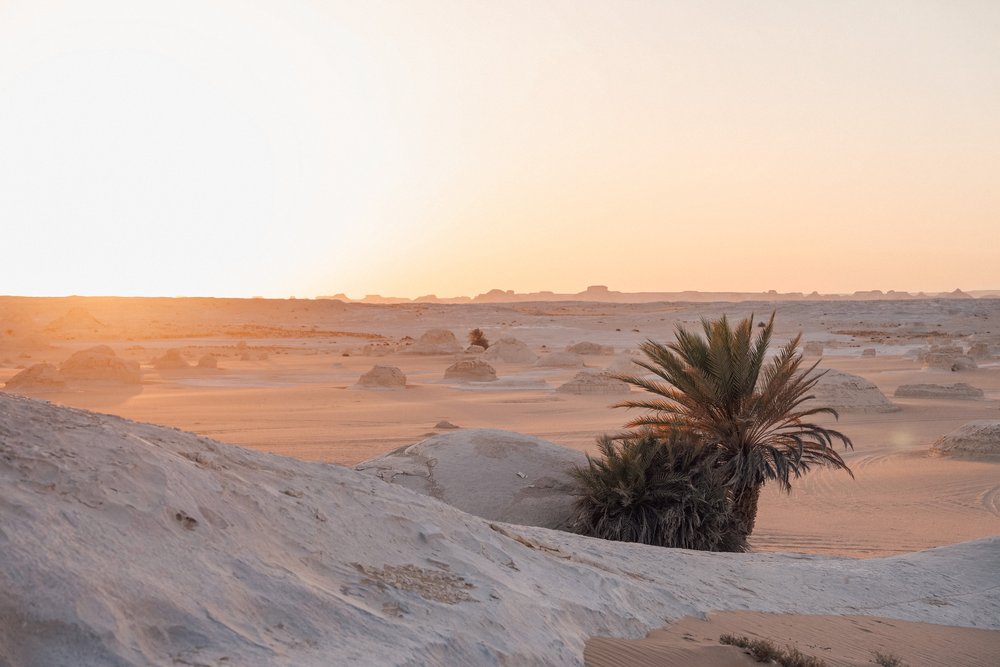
2 2 1000 666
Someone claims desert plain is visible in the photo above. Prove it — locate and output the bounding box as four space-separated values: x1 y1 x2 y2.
2 294 999 665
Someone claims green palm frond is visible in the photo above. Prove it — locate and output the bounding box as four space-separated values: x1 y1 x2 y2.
570 431 745 552
610 312 854 538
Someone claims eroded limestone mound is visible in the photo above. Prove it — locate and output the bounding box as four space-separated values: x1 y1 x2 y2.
605 351 645 375
356 365 407 389
556 371 630 395
152 349 190 370
60 345 141 384
407 329 462 355
802 341 825 357
567 342 614 356
930 421 1000 460
968 342 992 360
356 429 586 529
197 354 219 369
1 394 997 666
444 359 497 382
924 353 977 372
482 337 537 363
536 351 585 368
810 370 899 413
895 383 984 400
43 307 106 335
3 363 65 391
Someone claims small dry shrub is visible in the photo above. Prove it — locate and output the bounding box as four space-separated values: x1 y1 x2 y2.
720 633 827 666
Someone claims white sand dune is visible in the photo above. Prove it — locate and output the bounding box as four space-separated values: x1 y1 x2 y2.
1 394 998 666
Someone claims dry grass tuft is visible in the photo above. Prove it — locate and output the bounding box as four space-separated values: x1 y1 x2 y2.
719 633 827 666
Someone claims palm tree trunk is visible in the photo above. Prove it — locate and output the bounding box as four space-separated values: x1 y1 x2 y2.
731 483 762 542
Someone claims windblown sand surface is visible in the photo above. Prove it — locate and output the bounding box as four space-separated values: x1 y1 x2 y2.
586 612 1000 667
3 296 998 559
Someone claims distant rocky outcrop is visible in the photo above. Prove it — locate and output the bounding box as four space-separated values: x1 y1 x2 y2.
802 341 825 357
60 346 141 384
197 354 219 369
810 370 899 413
604 351 645 375
3 363 65 391
152 349 190 370
444 359 497 382
556 371 630 395
924 353 977 372
482 337 537 364
894 383 984 400
407 329 463 355
356 429 586 529
967 342 992 360
930 421 1000 460
356 365 407 389
567 342 614 356
465 344 485 354
43 307 106 335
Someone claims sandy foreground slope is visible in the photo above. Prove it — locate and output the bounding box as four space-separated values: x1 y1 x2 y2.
1 394 998 666
585 612 1000 666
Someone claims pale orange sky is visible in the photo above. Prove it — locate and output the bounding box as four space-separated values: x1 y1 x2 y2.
1 1 998 298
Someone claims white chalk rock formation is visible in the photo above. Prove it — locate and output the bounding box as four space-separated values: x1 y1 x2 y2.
567 342 614 356
895 383 984 400
802 341 825 357
536 351 585 368
465 344 485 354
483 337 537 364
197 354 219 369
356 429 586 529
930 421 1000 460
356 365 407 389
967 342 992 360
3 362 66 391
0 394 997 666
604 351 645 375
924 353 977 372
60 345 141 384
152 348 190 370
407 329 462 355
556 371 631 395
810 370 899 413
444 359 497 382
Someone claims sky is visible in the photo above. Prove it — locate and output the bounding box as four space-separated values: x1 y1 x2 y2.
1 1 998 298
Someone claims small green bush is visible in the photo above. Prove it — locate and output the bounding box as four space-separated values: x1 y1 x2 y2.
570 431 745 551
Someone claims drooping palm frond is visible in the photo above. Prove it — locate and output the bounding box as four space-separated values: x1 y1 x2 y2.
569 431 745 552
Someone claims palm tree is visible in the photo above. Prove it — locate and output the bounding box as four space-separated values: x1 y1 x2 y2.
570 430 744 552
613 313 853 540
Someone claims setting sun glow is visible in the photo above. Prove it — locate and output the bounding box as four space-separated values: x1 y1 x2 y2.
2 1 998 298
